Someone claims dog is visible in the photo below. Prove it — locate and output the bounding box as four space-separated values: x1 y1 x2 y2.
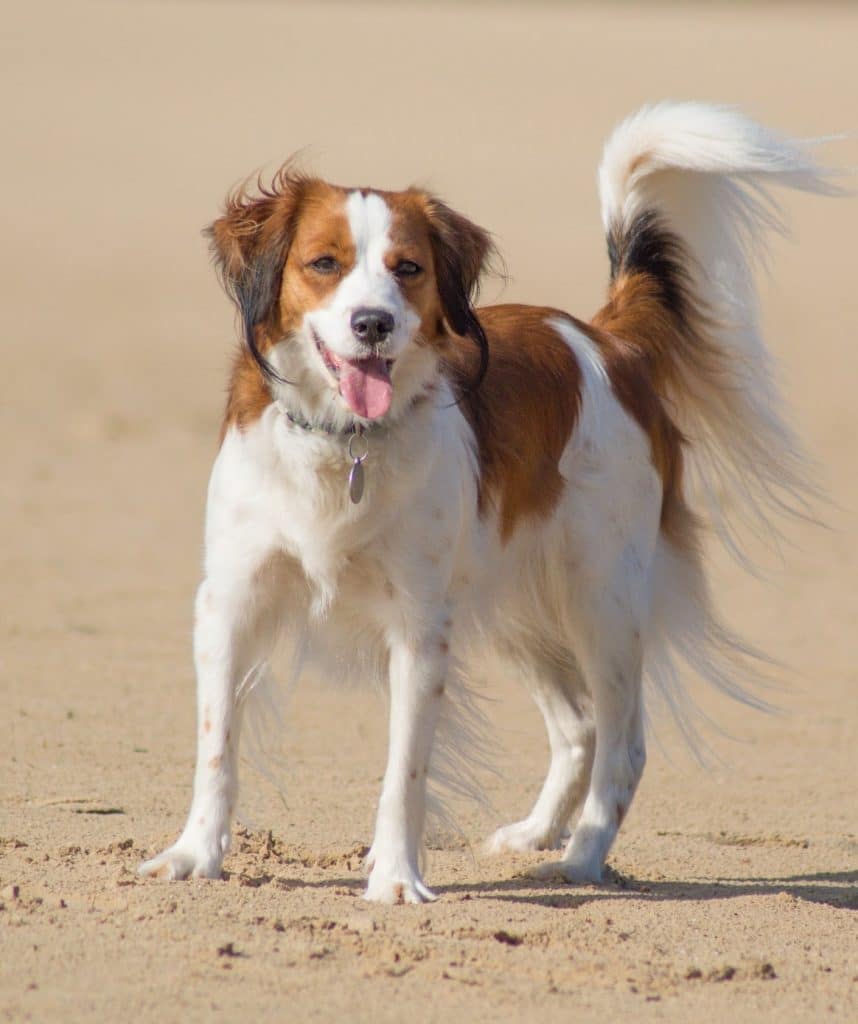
139 103 834 902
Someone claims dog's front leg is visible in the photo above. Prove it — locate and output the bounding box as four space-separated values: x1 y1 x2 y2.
139 570 277 881
365 625 450 904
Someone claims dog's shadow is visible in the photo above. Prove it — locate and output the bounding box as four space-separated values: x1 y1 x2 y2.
240 868 857 912
444 869 858 913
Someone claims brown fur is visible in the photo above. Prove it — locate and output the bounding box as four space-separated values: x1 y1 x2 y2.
220 343 275 444
590 272 697 551
592 269 720 397
443 305 582 542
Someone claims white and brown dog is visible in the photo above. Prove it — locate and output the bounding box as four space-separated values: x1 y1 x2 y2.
140 103 834 902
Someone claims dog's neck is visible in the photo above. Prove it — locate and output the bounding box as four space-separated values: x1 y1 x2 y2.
276 402 374 438
274 389 435 441
272 389 440 508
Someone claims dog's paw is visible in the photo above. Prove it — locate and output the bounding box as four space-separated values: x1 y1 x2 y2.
526 856 602 885
138 837 225 881
364 858 437 904
484 819 566 855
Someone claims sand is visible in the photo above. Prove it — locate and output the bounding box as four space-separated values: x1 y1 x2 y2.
1 2 856 1021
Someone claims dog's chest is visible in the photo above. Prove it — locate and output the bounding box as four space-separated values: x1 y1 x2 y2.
214 404 476 624
260 447 419 609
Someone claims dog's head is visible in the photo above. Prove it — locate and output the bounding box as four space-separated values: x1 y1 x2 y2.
207 167 495 425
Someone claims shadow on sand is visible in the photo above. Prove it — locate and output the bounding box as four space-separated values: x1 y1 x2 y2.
228 867 857 912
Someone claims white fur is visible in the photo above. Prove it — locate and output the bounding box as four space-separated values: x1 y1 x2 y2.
599 101 837 559
140 104 835 899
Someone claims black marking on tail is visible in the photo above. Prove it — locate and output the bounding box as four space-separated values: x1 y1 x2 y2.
608 210 693 324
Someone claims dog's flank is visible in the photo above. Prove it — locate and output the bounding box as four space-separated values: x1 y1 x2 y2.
139 102 837 901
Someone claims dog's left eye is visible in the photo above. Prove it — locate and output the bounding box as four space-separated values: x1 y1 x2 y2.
394 260 422 279
309 256 340 274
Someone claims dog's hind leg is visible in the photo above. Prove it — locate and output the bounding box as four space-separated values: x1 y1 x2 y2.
531 591 646 884
486 652 594 854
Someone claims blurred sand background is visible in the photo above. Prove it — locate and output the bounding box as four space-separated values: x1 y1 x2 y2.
1 2 856 1021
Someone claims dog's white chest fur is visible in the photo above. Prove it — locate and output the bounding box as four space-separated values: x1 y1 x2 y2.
208 395 476 626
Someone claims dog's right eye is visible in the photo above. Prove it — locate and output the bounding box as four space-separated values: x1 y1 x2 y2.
309 256 339 275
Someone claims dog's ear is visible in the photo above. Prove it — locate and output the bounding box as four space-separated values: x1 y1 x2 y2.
205 167 306 382
424 196 496 385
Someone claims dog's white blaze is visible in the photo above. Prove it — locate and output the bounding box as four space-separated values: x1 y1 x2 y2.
303 191 420 368
345 190 393 280
328 191 398 321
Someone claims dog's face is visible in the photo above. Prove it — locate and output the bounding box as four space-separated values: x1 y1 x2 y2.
209 170 493 424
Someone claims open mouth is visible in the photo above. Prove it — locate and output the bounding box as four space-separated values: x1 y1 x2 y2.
313 332 394 420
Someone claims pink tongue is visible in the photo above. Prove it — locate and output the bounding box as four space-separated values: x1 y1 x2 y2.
338 355 393 419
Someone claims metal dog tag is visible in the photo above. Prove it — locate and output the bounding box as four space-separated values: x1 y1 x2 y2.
347 429 369 504
348 458 365 504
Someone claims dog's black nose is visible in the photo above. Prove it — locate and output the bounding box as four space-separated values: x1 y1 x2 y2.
351 308 394 346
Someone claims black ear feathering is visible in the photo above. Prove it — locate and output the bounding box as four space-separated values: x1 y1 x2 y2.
219 239 289 385
204 167 307 385
425 197 498 389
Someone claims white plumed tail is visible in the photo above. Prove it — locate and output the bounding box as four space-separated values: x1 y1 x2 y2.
599 101 839 561
596 102 841 750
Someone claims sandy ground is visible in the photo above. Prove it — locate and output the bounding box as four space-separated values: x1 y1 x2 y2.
2 2 857 1021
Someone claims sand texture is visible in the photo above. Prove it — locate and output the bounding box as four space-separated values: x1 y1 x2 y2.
2 2 857 1021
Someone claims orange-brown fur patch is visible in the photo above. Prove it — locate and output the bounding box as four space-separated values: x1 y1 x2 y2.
220 342 274 443
219 181 352 438
382 191 450 347
590 272 694 549
443 305 582 542
277 185 354 339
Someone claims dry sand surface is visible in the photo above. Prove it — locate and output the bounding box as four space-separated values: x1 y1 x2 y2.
2 2 857 1021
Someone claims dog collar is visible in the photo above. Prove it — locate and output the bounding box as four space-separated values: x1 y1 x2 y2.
276 392 430 505
282 407 359 436
277 403 379 504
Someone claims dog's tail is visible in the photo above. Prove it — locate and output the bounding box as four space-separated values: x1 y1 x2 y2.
593 103 840 748
595 102 838 559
